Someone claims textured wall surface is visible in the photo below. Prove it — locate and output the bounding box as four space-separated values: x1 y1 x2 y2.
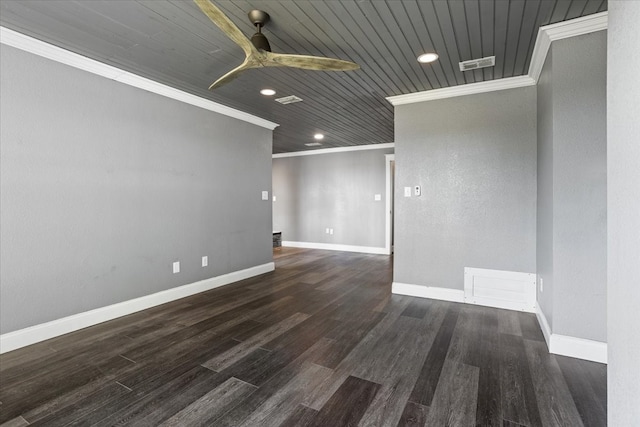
272 147 392 248
394 87 537 290
552 32 607 342
536 52 555 331
0 45 273 333
536 32 607 343
607 1 640 424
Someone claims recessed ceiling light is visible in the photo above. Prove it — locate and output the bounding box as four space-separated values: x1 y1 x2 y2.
417 52 439 63
314 133 324 140
260 88 276 96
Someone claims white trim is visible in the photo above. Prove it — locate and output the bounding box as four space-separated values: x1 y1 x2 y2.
529 11 608 82
386 12 608 106
386 76 535 106
536 305 607 364
0 262 275 354
535 304 553 347
272 143 395 158
282 241 388 255
550 334 608 364
0 26 278 131
385 154 395 256
392 282 465 303
464 267 537 313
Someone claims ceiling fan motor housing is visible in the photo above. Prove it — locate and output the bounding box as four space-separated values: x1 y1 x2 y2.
251 32 271 52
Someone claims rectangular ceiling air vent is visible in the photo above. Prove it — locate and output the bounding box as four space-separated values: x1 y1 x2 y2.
275 95 303 105
459 56 495 72
305 142 322 147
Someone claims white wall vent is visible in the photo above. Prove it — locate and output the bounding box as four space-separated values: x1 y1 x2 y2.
275 95 303 104
464 267 536 312
459 56 496 72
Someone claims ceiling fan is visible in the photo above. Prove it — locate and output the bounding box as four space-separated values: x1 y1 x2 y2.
194 0 360 90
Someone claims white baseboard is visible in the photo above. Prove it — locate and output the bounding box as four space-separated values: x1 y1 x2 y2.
392 282 465 303
0 262 275 354
282 241 389 255
535 304 553 346
535 305 607 364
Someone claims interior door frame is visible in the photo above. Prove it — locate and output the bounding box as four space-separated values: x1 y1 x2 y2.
385 154 395 255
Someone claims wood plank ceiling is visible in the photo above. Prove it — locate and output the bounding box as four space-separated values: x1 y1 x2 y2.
0 1 607 153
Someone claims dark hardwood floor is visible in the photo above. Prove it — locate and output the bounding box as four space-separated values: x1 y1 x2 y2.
0 248 606 426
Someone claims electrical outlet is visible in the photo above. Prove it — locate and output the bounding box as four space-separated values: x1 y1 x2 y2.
261 191 269 201
325 228 330 234
414 185 421 196
172 261 180 274
202 256 208 267
329 228 334 235
539 277 544 293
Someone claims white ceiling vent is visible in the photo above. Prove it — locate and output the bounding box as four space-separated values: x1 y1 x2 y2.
275 95 303 105
305 142 322 147
459 56 495 72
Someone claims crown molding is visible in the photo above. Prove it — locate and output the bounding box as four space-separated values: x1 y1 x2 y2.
386 76 535 106
272 142 394 158
387 11 608 106
0 26 279 130
529 11 608 82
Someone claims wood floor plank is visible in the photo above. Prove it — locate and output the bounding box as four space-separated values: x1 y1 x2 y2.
499 333 542 426
301 297 412 410
26 382 131 426
408 305 460 406
423 360 479 426
400 299 432 320
238 362 333 427
202 312 310 372
497 309 523 336
159 377 256 427
518 312 545 342
210 339 334 426
279 404 319 427
524 339 585 426
0 248 605 426
397 401 429 427
465 308 503 426
0 416 29 427
19 355 134 422
310 375 380 427
556 355 607 427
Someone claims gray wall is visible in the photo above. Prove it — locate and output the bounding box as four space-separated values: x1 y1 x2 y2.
607 1 640 423
536 52 555 331
536 31 607 343
0 45 273 334
394 87 537 289
272 147 392 248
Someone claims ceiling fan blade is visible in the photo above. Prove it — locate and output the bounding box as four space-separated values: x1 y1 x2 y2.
208 58 256 90
193 0 256 57
264 52 360 71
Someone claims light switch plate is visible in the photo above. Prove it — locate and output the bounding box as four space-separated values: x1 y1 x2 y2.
172 261 180 274
261 191 269 200
404 187 412 197
374 194 381 201
202 256 208 267
272 195 277 202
